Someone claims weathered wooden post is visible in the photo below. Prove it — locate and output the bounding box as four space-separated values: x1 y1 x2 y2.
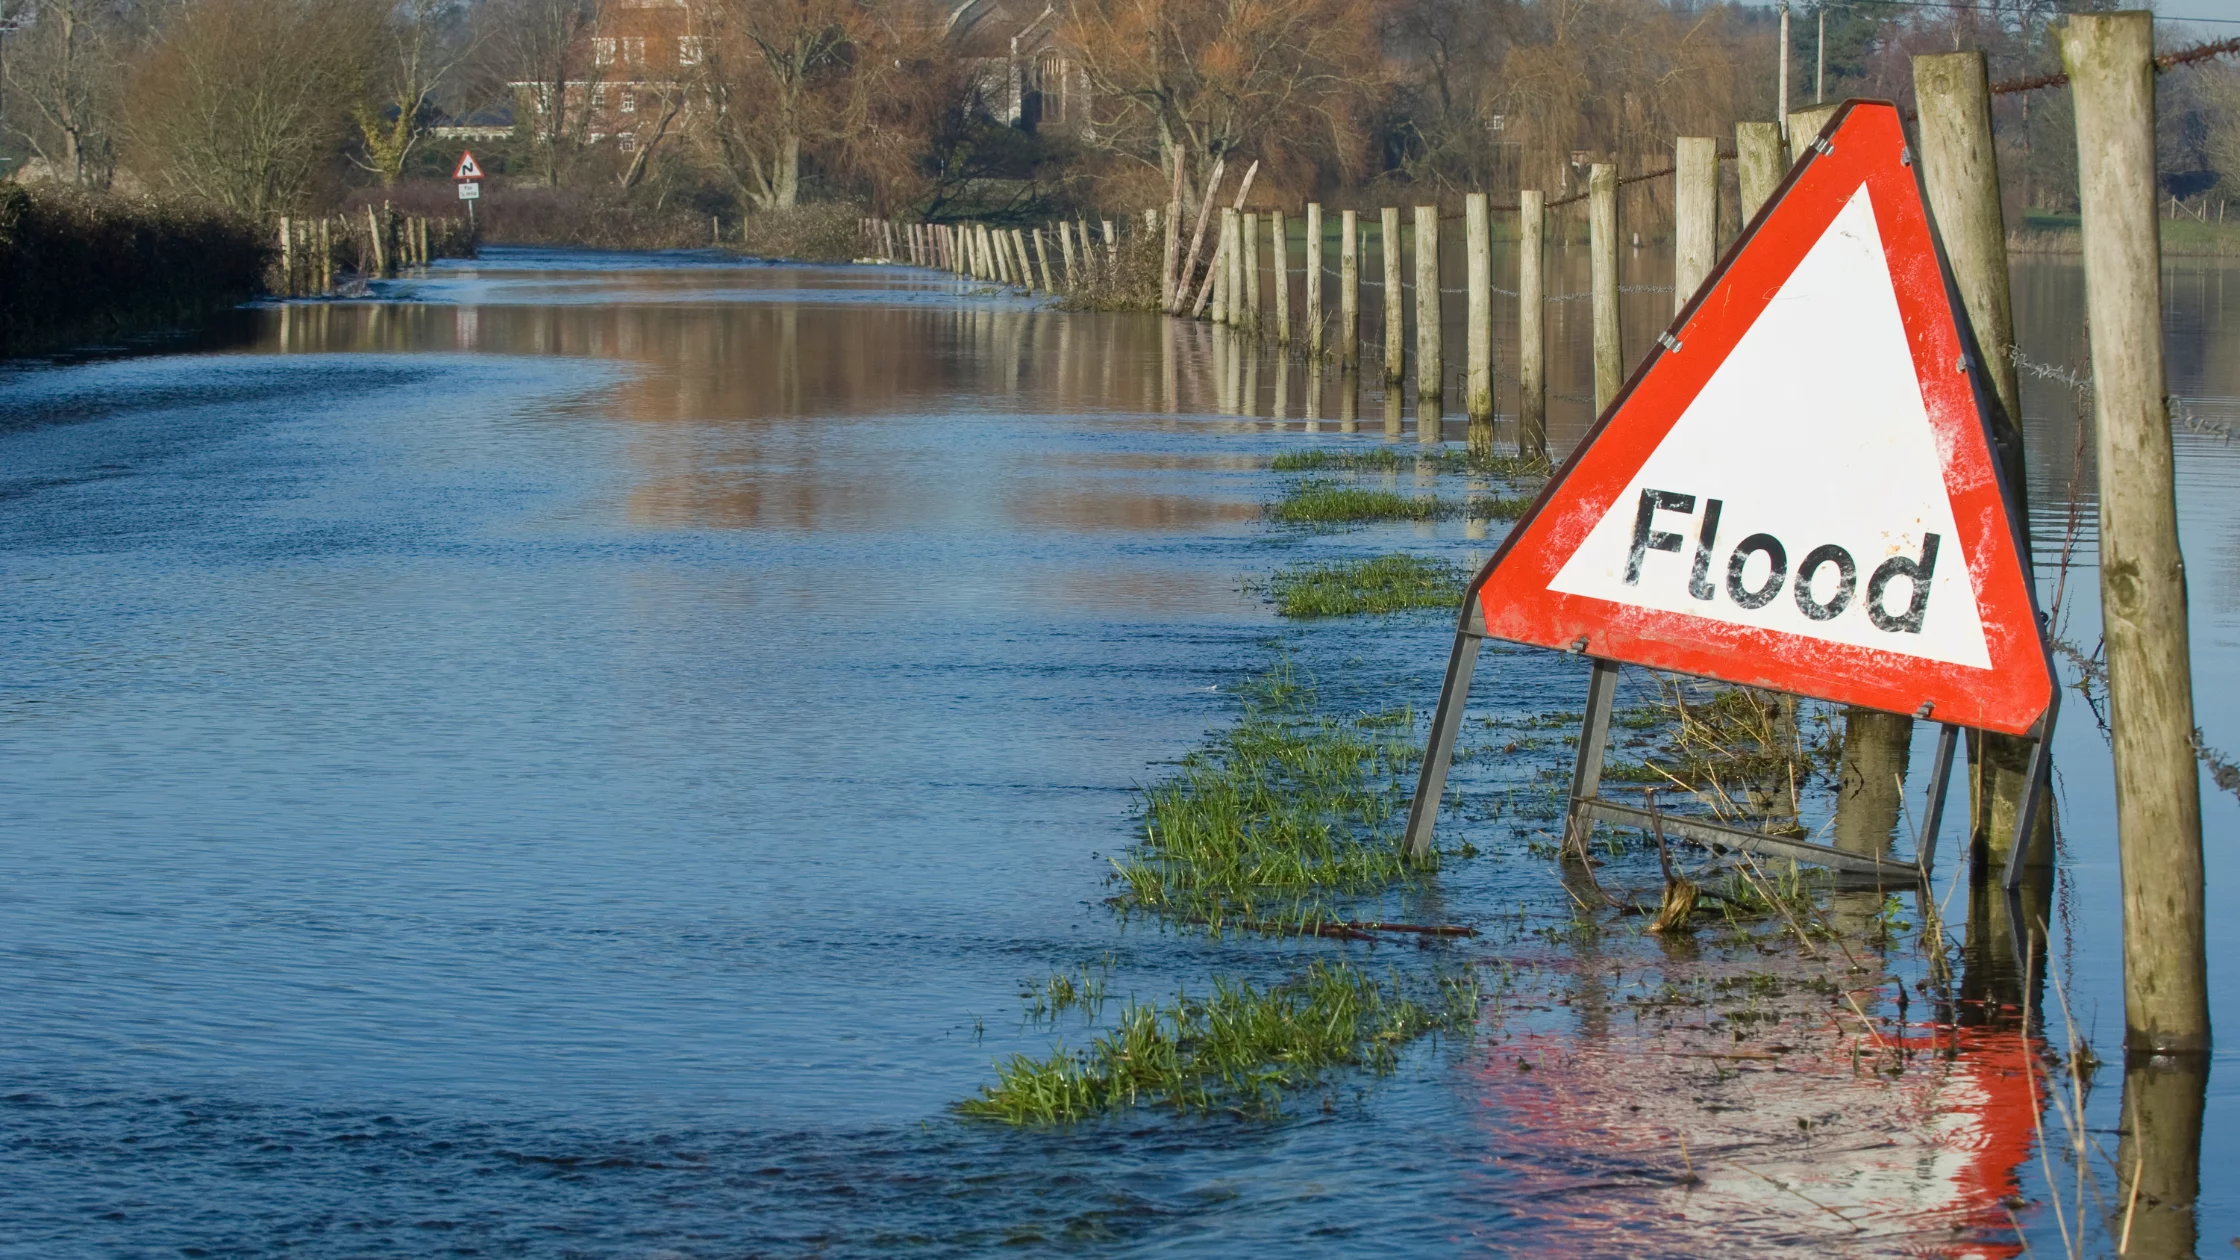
1033 228 1056 291
1674 137 1718 311
1518 190 1548 467
1058 221 1081 289
1242 212 1261 332
1787 103 1838 166
1014 229 1035 288
1212 209 1234 324
1381 207 1405 386
1915 49 2051 885
1465 193 1493 422
1271 208 1291 344
1735 121 1784 223
318 217 333 291
365 204 387 278
1589 163 1621 411
279 217 294 294
1101 218 1118 269
2062 9 2209 1056
1174 156 1225 312
1305 203 1325 359
1414 205 1442 405
1339 210 1360 369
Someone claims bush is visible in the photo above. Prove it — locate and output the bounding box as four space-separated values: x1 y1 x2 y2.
0 184 267 355
468 183 713 250
733 203 862 262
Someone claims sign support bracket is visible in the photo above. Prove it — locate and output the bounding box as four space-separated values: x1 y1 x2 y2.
1402 596 1486 862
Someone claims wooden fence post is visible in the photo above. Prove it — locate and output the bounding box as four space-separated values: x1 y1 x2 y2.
1174 156 1225 312
1101 218 1117 269
1787 103 1839 166
1033 228 1055 291
1736 121 1784 223
1305 203 1324 359
2061 9 2209 1056
278 216 294 294
1465 192 1493 422
1339 210 1360 369
1518 190 1547 466
1271 208 1291 343
1243 211 1261 332
365 204 386 278
1674 137 1718 312
1589 163 1621 411
1414 204 1443 404
1214 209 1235 324
1381 207 1405 385
1915 48 2052 878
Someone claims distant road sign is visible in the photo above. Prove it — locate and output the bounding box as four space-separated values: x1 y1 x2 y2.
457 181 481 200
1468 100 2051 735
453 151 484 181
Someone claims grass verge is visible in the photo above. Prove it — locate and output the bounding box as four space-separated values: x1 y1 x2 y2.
1267 554 1464 618
1269 480 1536 526
1272 447 1544 479
959 960 1479 1123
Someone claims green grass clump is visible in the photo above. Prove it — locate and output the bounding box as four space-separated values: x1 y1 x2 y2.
1268 554 1464 618
959 961 1480 1123
1464 494 1536 521
1270 480 1449 525
1271 448 1546 479
1111 668 1426 932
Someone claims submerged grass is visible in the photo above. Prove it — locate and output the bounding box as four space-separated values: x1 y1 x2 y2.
1111 667 1429 933
1271 448 1545 480
959 960 1480 1123
1267 554 1464 618
1269 480 1537 527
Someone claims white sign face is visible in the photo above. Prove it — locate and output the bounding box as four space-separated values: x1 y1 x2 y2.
1546 185 1992 669
458 182 481 200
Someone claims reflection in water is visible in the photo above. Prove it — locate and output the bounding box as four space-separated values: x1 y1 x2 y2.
2117 1056 2209 1260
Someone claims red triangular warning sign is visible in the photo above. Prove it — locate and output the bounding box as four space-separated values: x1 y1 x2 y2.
1473 100 2053 736
454 151 484 181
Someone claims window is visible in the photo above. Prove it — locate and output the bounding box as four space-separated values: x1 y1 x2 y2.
678 36 705 66
592 36 617 66
619 91 637 113
622 36 646 64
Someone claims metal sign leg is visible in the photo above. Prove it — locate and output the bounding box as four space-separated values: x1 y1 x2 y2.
1915 722 1962 878
1562 658 1623 863
2001 684 2061 893
1403 601 1487 861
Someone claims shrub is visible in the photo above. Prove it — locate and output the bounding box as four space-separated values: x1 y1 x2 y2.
734 203 863 262
0 184 266 354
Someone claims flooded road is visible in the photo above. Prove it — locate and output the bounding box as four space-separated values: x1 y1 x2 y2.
1 247 2233 1255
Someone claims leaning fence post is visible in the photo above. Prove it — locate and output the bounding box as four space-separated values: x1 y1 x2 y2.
1589 163 1621 411
1465 192 1493 422
1915 48 2050 879
1414 204 1443 405
2061 8 2209 1056
1787 104 1839 166
1340 210 1361 370
1305 203 1325 359
1674 137 1718 312
1032 228 1056 291
1381 207 1405 386
1518 190 1548 466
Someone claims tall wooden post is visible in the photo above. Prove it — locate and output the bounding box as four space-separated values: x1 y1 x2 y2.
1381 207 1405 385
1214 209 1235 324
1033 228 1056 291
1271 208 1291 344
1674 137 1718 312
279 216 294 294
1174 156 1224 312
1242 212 1261 332
318 217 332 291
1736 121 1785 223
1518 190 1547 467
1465 193 1493 422
1339 210 1360 369
1305 204 1324 357
1788 103 1838 166
1916 49 2050 879
2062 9 2209 1056
366 204 386 278
1589 163 1621 411
1414 205 1442 404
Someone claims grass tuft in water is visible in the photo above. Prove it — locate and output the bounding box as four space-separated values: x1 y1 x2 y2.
1269 481 1449 525
1111 667 1430 932
959 961 1481 1123
1271 448 1545 480
1267 554 1465 618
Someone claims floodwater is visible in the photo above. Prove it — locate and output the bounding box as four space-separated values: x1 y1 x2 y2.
0 245 2232 1256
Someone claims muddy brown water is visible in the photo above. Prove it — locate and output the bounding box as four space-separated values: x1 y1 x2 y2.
0 245 2231 1256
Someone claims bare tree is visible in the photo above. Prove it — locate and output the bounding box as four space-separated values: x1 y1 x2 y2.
489 0 601 186
353 0 485 186
121 0 381 216
2 0 140 186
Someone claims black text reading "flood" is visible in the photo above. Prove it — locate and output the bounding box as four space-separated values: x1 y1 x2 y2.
1623 489 1939 633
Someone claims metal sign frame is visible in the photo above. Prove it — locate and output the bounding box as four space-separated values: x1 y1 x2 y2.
1402 99 2060 885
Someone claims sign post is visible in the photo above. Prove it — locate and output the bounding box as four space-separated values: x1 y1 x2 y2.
1403 100 2056 889
454 150 484 231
